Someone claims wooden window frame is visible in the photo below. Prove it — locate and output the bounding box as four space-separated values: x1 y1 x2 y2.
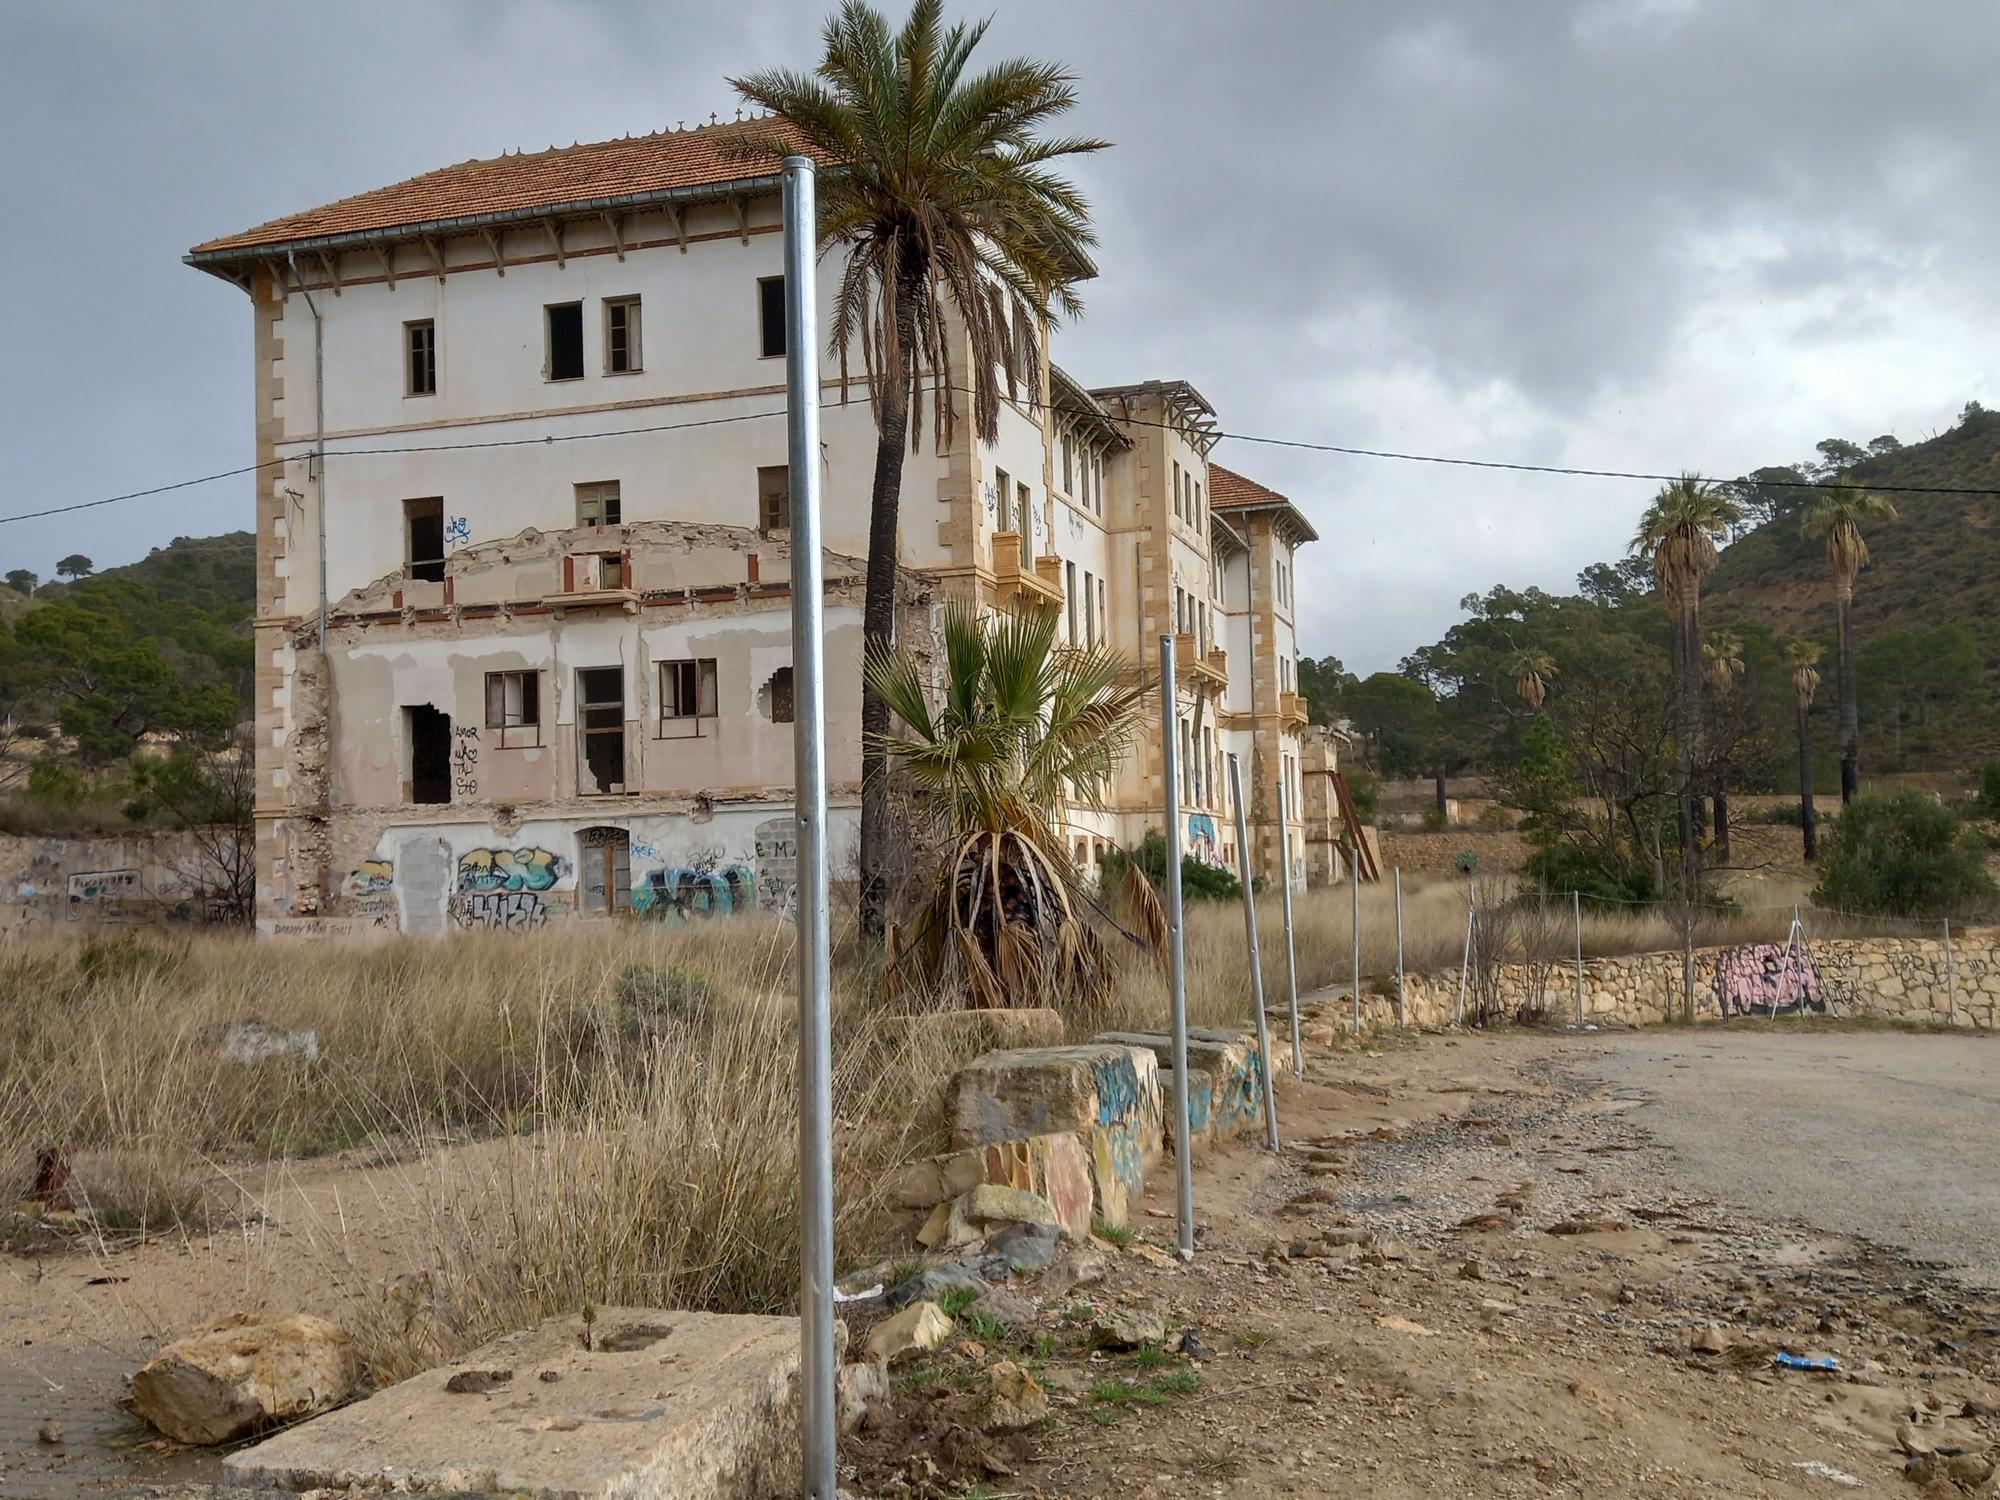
757 465 791 536
484 669 542 749
403 496 445 583
575 480 622 529
603 296 642 375
405 319 437 397
546 300 585 382
658 657 720 739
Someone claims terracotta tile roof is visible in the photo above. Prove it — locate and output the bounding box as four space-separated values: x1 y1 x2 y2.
1207 462 1319 542
190 118 817 258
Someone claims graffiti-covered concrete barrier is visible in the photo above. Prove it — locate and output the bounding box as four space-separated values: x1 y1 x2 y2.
1094 1028 1277 1146
1393 933 2000 1031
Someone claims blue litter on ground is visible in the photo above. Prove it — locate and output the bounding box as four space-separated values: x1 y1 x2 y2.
1775 1352 1840 1371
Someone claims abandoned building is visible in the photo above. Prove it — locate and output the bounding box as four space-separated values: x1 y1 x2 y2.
185 118 1344 935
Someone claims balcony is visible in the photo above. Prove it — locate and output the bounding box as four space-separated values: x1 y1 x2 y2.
1280 690 1311 728
994 533 1064 608
1175 634 1228 691
550 552 639 614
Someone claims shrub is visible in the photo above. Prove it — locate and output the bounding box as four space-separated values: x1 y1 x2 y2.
1811 790 1999 919
1344 769 1380 821
1475 804 1517 831
1419 807 1448 833
1979 761 2000 818
1100 829 1246 903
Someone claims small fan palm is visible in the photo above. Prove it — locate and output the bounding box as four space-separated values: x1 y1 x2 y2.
1509 648 1557 710
732 1 1108 936
1702 630 1745 695
1802 479 1899 804
865 599 1155 1010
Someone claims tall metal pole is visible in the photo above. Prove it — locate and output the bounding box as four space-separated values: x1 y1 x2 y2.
1228 754 1279 1150
1350 852 1362 1034
1393 867 1406 1028
1455 898 1473 1026
782 157 835 1500
1160 638 1195 1259
1276 775 1302 1077
1573 890 1585 1026
1945 918 1956 1025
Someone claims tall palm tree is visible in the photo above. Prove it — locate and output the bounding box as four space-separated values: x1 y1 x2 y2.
1701 629 1744 860
734 1 1107 935
1509 647 1557 711
1632 475 1741 889
1802 479 1899 805
1787 639 1823 861
864 599 1154 1009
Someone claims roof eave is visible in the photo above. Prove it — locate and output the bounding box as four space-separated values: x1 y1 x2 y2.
1212 498 1319 545
184 168 791 279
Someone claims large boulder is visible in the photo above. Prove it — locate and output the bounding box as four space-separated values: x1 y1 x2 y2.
131 1313 362 1444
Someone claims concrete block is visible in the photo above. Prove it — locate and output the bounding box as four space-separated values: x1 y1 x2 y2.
224 1309 800 1499
951 1045 1162 1229
1100 1030 1265 1139
883 1131 1094 1239
1158 1066 1217 1148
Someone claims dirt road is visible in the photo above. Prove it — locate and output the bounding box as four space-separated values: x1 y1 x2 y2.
1575 1029 2000 1289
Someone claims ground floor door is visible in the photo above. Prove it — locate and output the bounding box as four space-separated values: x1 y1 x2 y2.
578 826 632 916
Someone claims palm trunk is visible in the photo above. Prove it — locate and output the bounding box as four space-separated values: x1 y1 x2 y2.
1796 699 1818 861
1836 586 1859 804
1672 607 1699 893
1433 765 1446 815
857 278 923 937
1712 788 1729 865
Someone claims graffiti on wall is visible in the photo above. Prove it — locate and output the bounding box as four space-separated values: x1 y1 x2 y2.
68 869 141 921
452 890 548 931
450 726 480 800
631 847 755 921
753 816 798 918
1187 813 1221 867
344 860 394 896
444 515 471 550
457 847 564 893
1715 943 1825 1017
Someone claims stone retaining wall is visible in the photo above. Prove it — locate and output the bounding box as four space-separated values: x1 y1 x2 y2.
1387 935 1999 1030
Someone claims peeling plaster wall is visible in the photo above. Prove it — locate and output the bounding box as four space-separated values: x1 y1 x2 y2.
0 832 246 932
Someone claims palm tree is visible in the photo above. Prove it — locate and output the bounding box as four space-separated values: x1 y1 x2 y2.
1509 647 1557 711
1701 629 1744 860
864 599 1154 1009
733 1 1107 935
1802 479 1899 805
1632 475 1742 889
1787 639 1823 861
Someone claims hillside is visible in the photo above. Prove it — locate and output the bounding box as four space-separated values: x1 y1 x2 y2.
1704 407 2000 766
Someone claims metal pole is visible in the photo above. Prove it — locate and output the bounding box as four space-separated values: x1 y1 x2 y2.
781 157 835 1500
1160 638 1195 1259
1276 776 1302 1077
1945 918 1956 1025
1573 889 1585 1027
1228 754 1279 1150
1350 848 1362 1035
1393 867 1406 1029
1455 897 1473 1026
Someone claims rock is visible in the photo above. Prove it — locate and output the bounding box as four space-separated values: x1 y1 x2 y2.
891 1132 1095 1238
883 1261 986 1311
988 1220 1061 1273
1174 1326 1207 1360
226 1308 802 1498
972 1288 1037 1327
1568 1380 1617 1417
1378 1238 1413 1262
131 1313 362 1445
206 1021 320 1064
1043 1245 1109 1297
1546 1218 1628 1236
943 1184 1061 1248
864 1301 954 1365
979 1360 1048 1432
1092 1307 1167 1349
1895 1420 1934 1457
1691 1324 1729 1354
837 1360 889 1435
443 1368 513 1394
1946 1452 1995 1487
36 1418 61 1445
1373 1314 1435 1336
915 1202 953 1249
1458 1258 1487 1281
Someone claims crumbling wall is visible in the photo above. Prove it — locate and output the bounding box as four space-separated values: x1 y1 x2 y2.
0 831 249 933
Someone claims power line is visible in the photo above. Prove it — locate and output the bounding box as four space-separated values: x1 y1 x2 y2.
8 392 2000 529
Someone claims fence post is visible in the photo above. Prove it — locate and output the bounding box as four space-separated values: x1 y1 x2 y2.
1277 776 1302 1078
1945 918 1956 1026
1228 754 1280 1150
1573 889 1585 1027
1160 637 1195 1259
1394 867 1406 1029
1350 848 1362 1036
1455 895 1474 1026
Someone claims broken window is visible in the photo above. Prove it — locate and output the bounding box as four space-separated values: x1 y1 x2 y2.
547 302 584 381
485 670 540 749
993 468 1011 532
1061 434 1074 496
1065 561 1078 643
1083 568 1096 648
758 276 786 358
576 667 625 795
659 658 719 737
597 553 626 590
575 481 621 528
404 497 445 583
762 666 794 724
604 296 641 374
405 705 451 804
1017 483 1033 559
406 320 436 396
757 465 790 535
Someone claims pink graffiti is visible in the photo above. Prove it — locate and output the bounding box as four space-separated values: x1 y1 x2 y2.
1715 943 1824 1017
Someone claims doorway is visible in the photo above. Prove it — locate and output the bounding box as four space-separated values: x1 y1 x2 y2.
406 705 451 804
576 667 625 795
578 826 632 916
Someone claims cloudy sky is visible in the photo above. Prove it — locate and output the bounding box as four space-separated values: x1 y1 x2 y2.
2 0 1993 672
